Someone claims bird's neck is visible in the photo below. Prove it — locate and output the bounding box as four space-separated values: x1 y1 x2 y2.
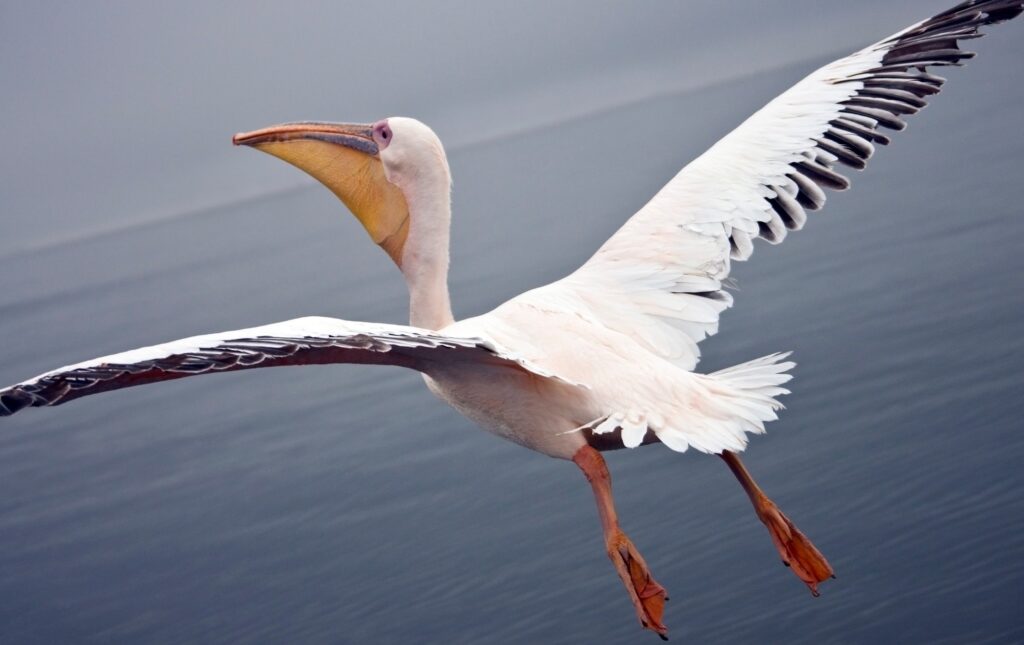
400 178 454 331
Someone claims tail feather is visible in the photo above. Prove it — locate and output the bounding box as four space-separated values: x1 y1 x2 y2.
712 352 795 394
590 352 796 455
703 352 796 446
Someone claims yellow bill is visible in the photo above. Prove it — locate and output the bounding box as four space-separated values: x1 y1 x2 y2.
233 122 409 267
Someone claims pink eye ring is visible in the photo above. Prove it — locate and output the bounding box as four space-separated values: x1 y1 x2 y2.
372 120 392 150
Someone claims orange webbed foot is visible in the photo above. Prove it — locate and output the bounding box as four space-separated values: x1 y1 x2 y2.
606 530 670 640
756 497 834 596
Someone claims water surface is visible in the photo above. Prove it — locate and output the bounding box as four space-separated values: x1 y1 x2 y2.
2 3 1023 643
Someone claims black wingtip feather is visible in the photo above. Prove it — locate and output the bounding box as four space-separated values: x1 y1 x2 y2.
815 138 868 170
843 96 921 116
842 106 907 131
928 0 1023 24
794 161 851 191
743 0 1021 255
859 87 928 108
990 6 1024 21
0 391 31 416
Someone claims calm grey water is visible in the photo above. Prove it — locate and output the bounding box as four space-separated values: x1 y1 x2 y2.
2 2 1023 643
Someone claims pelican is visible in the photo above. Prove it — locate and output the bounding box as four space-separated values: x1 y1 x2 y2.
2 1 1021 638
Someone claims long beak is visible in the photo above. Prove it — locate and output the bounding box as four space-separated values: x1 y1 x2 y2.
233 122 409 267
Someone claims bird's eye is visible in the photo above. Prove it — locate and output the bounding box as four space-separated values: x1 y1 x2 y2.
372 120 393 150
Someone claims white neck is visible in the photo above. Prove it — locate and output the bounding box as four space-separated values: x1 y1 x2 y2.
398 172 454 331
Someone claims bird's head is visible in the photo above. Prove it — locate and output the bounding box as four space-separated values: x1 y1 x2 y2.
232 117 450 269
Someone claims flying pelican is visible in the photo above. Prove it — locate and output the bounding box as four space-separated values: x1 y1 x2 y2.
2 0 1021 639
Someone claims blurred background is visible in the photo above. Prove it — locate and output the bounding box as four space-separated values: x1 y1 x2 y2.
1 1 1022 642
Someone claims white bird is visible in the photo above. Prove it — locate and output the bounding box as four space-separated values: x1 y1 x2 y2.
2 1 1021 638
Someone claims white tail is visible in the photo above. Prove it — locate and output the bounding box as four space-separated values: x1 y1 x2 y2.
707 352 796 438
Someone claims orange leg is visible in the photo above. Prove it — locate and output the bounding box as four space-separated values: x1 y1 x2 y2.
573 445 669 640
720 451 834 595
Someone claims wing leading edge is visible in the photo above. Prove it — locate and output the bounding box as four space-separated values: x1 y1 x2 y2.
0 316 569 416
556 0 1022 370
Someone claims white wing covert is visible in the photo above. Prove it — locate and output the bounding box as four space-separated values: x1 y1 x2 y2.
0 316 567 416
555 0 1022 371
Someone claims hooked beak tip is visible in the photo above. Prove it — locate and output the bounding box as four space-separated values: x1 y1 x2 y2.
233 131 257 146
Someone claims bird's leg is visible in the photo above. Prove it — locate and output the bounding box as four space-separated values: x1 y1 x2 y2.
720 450 834 595
573 445 669 640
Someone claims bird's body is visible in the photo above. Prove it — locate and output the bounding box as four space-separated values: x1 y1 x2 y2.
439 294 789 458
2 1 1021 639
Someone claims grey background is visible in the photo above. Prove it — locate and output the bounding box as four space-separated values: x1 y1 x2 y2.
2 1 1023 642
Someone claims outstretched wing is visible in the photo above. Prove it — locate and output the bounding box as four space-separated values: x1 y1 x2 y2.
549 0 1022 370
0 316 569 416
